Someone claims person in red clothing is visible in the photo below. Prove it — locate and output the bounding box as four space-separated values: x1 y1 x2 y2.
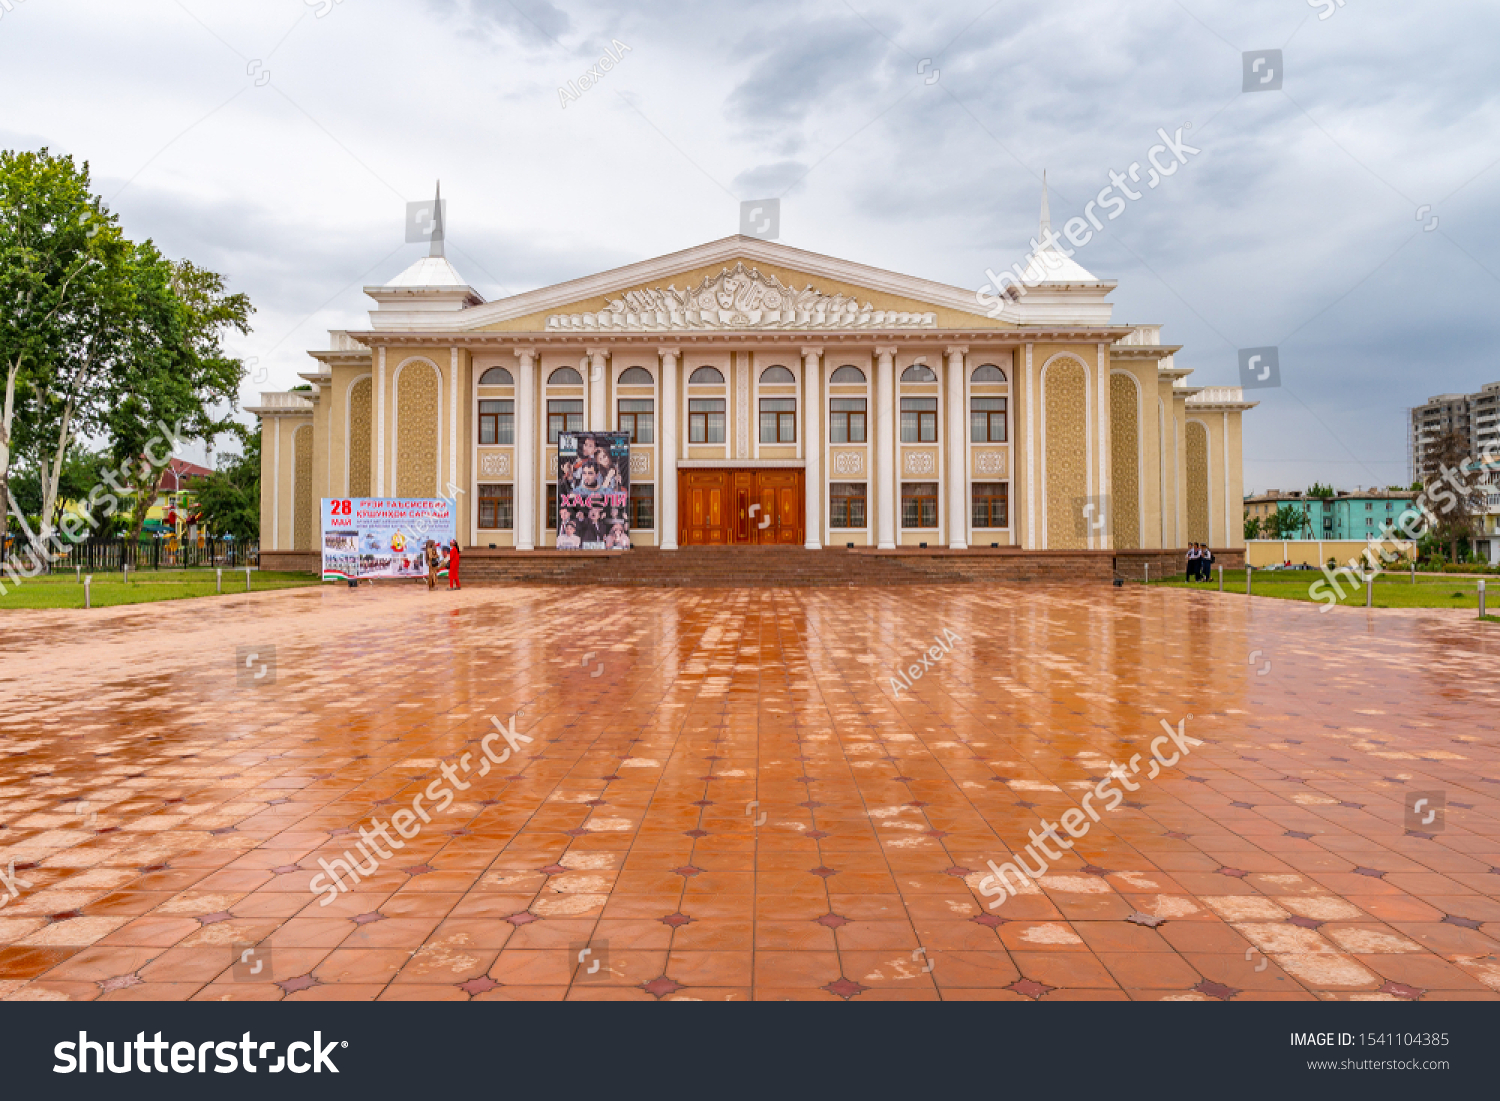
447 539 461 590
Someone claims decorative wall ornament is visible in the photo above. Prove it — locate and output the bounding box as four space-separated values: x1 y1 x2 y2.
1186 421 1210 543
903 450 937 476
545 262 938 331
480 450 512 478
395 359 440 497
830 449 865 476
973 448 1008 477
736 354 749 459
293 425 314 552
630 450 652 477
1044 359 1088 549
348 377 372 497
1110 374 1141 549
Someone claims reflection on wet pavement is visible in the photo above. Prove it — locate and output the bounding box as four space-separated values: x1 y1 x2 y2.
0 583 1497 1001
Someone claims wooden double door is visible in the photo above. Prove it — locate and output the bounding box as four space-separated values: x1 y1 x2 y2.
680 469 804 546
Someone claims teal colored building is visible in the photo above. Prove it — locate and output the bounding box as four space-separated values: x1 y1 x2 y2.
1245 489 1417 540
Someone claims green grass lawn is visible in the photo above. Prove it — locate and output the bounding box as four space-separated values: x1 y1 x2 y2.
0 569 318 609
1154 569 1494 612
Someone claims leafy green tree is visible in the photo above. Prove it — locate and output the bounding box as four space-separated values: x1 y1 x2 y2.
1244 515 1262 540
194 428 259 542
1266 504 1307 539
0 149 121 534
1307 482 1335 498
102 250 252 545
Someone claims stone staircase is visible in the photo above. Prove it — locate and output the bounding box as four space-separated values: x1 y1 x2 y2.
457 546 1163 587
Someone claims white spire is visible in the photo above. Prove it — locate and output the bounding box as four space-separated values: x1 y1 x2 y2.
428 180 445 259
1039 169 1051 240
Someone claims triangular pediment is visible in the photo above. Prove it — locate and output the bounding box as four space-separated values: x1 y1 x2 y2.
456 237 1022 333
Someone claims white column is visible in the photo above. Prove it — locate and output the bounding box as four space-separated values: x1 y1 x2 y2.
875 345 898 549
1025 343 1037 549
659 347 680 550
945 345 968 549
802 346 823 549
514 347 537 550
586 347 608 431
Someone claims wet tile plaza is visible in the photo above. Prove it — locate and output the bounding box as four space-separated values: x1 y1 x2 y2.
1 584 1498 1001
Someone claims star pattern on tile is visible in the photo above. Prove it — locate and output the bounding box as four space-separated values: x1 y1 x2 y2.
640 976 685 998
809 866 839 878
813 913 852 928
1192 979 1238 1001
659 913 693 927
277 975 319 994
459 976 501 995
822 977 868 999
1006 978 1054 1000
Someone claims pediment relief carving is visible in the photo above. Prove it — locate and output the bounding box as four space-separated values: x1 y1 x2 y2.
546 262 937 331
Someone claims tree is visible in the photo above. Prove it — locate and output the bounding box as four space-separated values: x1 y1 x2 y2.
1307 482 1335 498
1426 429 1481 563
0 149 121 536
1244 515 1262 540
1266 504 1307 539
102 250 252 545
194 428 259 542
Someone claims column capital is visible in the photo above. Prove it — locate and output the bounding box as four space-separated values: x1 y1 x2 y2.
874 345 899 359
800 345 824 358
512 345 538 362
657 346 681 359
585 346 610 359
945 345 969 358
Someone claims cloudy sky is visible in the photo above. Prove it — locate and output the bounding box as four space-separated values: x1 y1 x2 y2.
3 0 1497 491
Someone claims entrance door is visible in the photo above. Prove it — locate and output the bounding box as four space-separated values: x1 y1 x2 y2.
679 469 804 546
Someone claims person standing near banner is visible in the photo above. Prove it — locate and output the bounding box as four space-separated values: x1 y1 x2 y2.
447 539 462 590
424 539 439 590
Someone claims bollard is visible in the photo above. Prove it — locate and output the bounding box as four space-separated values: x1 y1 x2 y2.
84 575 91 609
122 562 129 584
1411 560 1416 585
1366 572 1374 607
75 565 81 584
216 568 222 595
1481 579 1488 618
1245 564 1253 596
244 566 252 592
1218 565 1224 592
1144 563 1150 585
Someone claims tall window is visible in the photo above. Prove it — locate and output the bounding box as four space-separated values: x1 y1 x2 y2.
618 399 655 443
760 398 796 443
901 397 938 443
629 483 654 530
830 398 867 443
970 397 1007 442
902 482 938 528
830 483 866 528
689 399 726 443
971 482 1008 528
479 484 514 529
547 484 558 529
547 400 583 443
479 399 514 445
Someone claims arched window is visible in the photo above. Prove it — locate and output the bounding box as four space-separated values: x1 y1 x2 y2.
971 364 1006 383
478 366 514 385
689 366 725 385
617 366 654 385
901 363 937 383
829 365 866 384
760 365 795 384
547 367 583 385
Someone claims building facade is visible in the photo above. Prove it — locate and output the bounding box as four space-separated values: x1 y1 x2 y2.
1411 383 1500 481
251 220 1254 569
1245 488 1417 541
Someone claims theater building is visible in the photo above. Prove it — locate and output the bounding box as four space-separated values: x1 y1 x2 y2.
251 208 1253 572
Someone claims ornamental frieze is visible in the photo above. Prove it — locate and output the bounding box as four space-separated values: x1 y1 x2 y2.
545 262 938 331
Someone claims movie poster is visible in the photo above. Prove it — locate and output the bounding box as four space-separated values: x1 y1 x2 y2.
556 432 630 550
321 498 457 580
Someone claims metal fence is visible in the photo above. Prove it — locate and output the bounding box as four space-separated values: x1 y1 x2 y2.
1 536 259 573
